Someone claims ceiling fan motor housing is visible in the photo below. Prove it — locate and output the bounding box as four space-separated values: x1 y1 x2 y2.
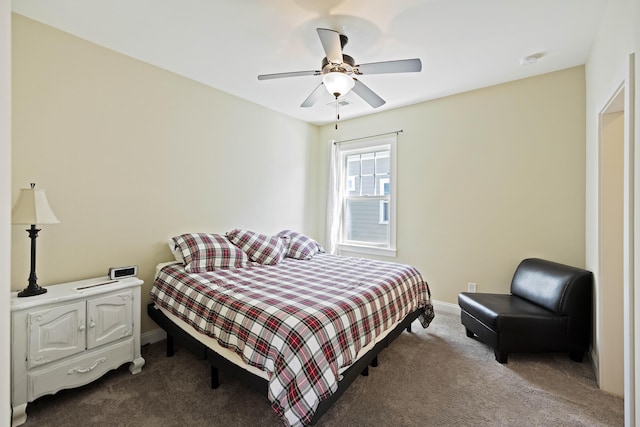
322 54 356 75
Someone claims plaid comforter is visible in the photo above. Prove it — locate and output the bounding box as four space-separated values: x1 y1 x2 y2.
150 254 433 426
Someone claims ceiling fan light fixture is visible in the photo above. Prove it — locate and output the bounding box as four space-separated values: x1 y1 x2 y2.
322 72 354 98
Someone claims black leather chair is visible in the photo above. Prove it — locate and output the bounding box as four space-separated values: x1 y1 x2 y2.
458 258 593 363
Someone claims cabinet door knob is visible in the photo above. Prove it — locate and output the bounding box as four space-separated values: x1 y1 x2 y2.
89 321 96 329
78 325 85 332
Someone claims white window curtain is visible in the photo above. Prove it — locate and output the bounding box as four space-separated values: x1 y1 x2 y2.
325 140 343 254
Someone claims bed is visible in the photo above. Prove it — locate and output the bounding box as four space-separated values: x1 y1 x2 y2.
148 230 434 426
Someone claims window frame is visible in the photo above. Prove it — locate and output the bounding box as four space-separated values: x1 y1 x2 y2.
336 136 397 258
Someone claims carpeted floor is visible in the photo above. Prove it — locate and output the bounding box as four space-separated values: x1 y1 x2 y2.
21 310 624 426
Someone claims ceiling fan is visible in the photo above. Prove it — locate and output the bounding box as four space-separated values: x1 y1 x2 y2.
257 28 422 109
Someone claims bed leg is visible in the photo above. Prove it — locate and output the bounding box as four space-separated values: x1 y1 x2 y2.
370 356 378 367
166 335 175 357
406 324 412 333
361 366 369 376
211 365 220 389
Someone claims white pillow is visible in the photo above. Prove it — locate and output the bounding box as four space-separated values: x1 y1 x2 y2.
167 238 184 264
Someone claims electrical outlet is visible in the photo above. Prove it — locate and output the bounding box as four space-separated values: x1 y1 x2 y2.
467 282 477 293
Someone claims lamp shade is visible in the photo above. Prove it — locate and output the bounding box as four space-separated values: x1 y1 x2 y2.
322 72 355 98
12 185 60 225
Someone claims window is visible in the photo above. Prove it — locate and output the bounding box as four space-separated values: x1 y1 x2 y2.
333 136 397 257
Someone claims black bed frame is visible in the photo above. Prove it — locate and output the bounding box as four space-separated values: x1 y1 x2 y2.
147 303 420 425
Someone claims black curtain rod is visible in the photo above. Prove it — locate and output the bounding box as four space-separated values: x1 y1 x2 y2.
333 129 403 145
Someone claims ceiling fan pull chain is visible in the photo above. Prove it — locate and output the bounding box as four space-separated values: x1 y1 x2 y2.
335 97 339 130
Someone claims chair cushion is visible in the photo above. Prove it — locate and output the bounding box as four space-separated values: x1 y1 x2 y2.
458 292 565 334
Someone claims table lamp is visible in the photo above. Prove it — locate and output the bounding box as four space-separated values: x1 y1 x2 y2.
12 183 60 297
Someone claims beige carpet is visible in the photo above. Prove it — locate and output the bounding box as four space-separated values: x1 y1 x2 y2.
22 310 623 426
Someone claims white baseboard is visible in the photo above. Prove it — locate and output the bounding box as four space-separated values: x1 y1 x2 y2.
141 328 166 346
589 347 599 386
433 299 460 315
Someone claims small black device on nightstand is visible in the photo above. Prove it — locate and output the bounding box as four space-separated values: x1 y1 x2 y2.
108 265 138 280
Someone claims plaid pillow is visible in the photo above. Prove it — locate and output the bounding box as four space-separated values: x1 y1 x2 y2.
172 233 249 273
226 229 287 265
277 230 325 260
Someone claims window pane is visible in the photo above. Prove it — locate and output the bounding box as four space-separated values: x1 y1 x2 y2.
361 153 375 175
347 155 360 176
345 199 389 244
361 175 375 196
375 152 390 175
347 176 361 196
344 150 391 197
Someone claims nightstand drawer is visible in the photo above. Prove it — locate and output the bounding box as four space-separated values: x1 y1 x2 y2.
27 338 134 401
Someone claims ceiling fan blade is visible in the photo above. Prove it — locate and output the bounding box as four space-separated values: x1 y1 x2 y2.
352 79 385 108
317 28 343 65
258 70 320 80
301 83 326 107
356 58 422 75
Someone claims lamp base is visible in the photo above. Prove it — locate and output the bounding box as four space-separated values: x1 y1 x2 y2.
18 285 47 298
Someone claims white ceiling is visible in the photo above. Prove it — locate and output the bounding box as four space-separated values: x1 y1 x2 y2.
12 0 609 126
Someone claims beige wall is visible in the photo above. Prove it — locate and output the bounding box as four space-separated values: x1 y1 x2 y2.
2 2 12 426
11 15 321 333
318 67 587 306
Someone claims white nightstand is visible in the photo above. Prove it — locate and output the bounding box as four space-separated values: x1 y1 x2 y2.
11 276 145 427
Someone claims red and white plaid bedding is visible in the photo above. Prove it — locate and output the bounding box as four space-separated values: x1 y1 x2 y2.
150 253 433 426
